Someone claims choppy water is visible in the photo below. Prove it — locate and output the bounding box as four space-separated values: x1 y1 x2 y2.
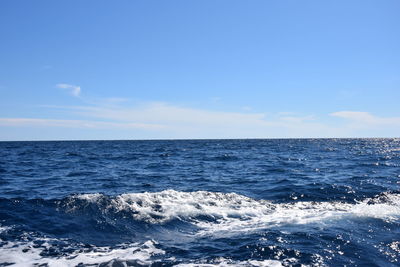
0 139 399 266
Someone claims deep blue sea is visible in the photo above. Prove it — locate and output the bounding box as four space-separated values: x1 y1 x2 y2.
0 139 399 266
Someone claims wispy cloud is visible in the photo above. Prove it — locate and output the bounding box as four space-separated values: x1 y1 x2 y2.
330 111 400 126
7 101 398 139
75 102 268 125
1 101 340 138
49 102 339 138
56 83 81 97
0 118 164 130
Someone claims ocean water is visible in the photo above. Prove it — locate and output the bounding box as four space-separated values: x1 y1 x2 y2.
0 139 399 266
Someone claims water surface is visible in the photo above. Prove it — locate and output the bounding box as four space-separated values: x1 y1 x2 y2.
0 139 399 266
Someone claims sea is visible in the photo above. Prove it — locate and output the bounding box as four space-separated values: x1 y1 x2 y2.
0 139 399 266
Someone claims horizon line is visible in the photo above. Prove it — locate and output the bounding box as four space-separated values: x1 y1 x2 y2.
0 137 399 142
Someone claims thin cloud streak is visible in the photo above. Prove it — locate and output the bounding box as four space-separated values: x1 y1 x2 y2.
56 83 81 97
330 111 400 126
0 118 164 130
58 102 340 138
75 102 269 126
0 102 341 138
4 103 398 139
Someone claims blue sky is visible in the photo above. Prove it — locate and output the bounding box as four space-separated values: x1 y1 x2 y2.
0 0 399 140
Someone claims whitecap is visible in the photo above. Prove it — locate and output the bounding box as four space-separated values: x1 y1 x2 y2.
0 239 164 266
64 190 400 236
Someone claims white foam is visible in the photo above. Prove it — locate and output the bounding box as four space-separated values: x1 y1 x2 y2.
174 256 292 267
0 225 11 233
3 191 398 266
74 192 103 202
110 190 274 224
0 239 164 266
175 258 284 267
196 192 400 236
67 190 400 233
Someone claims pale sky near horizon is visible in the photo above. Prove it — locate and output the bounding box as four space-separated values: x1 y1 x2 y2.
0 0 399 140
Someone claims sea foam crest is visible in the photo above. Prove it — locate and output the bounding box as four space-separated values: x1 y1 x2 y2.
67 190 400 234
112 190 274 223
65 190 274 224
0 237 286 267
175 258 285 267
0 239 164 266
197 192 400 236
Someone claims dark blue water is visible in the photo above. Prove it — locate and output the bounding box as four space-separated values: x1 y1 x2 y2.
0 139 399 266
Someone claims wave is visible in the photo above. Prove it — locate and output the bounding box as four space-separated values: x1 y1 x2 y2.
62 190 274 224
0 237 164 266
1 190 399 266
175 258 285 267
0 237 288 267
59 190 400 236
